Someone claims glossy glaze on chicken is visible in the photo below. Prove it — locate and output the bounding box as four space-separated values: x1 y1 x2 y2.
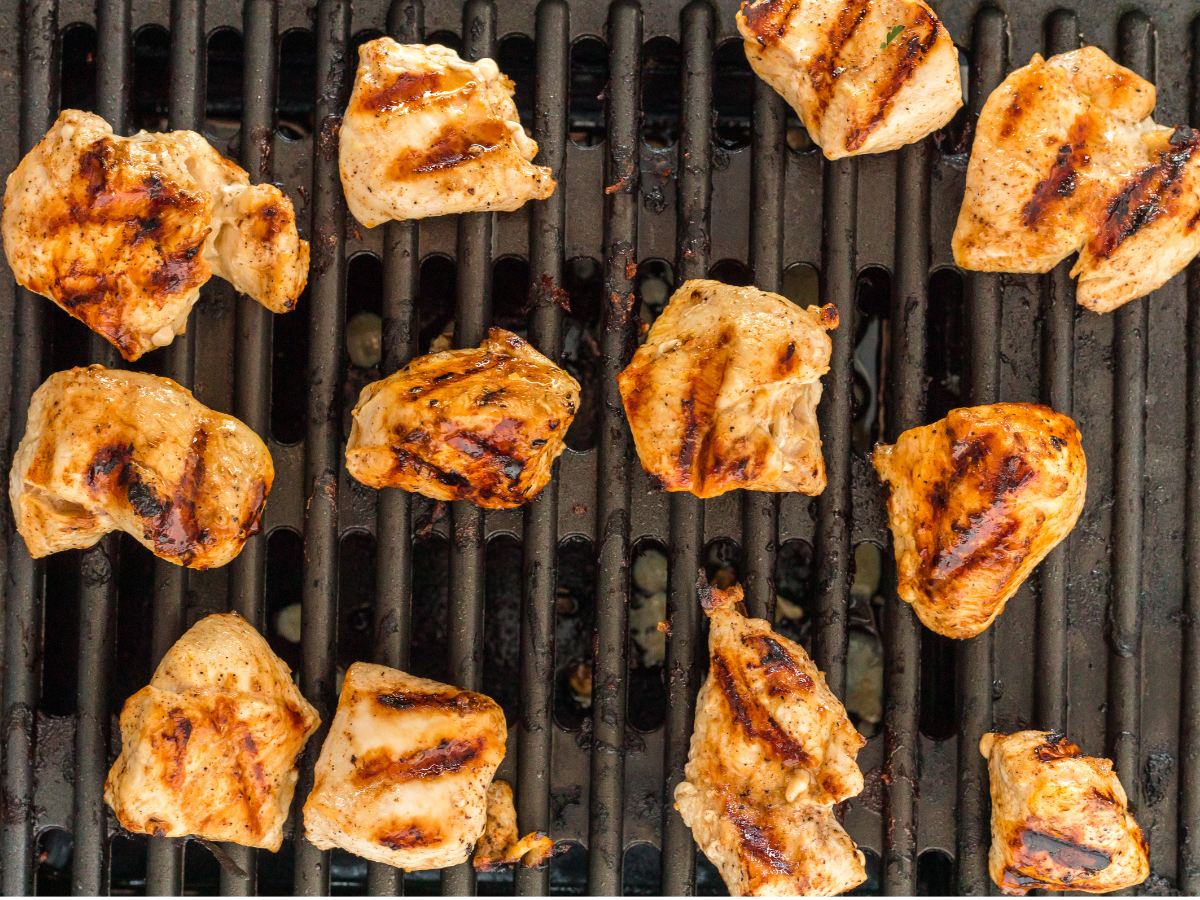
303 663 509 870
738 0 962 159
981 730 1149 895
2 110 308 360
619 279 838 499
104 613 320 850
340 38 555 226
674 582 867 896
346 328 579 509
874 402 1086 638
10 366 274 569
954 47 1200 312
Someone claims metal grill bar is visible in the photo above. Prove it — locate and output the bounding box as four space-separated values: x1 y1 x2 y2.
1181 21 1200 892
743 76 786 623
145 2 206 891
221 1 280 893
366 2 423 896
588 0 639 891
1109 8 1151 814
443 3 496 894
813 155 856 697
294 0 350 893
957 7 1005 893
1034 13 1078 734
72 0 129 892
882 138 930 896
1 0 55 891
661 4 713 893
516 1 568 895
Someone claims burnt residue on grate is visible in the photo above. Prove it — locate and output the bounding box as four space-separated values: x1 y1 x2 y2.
4 0 1199 896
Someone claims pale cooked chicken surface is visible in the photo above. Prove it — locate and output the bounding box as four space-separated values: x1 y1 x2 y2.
873 402 1086 639
10 366 274 569
873 400 1089 643
674 582 867 896
980 731 1149 895
2 110 308 360
346 328 579 509
104 613 320 850
953 47 1200 313
472 781 555 872
340 38 555 227
618 279 837 499
737 0 962 159
303 663 508 870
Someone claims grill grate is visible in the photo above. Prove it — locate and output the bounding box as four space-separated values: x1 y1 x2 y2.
2 0 1199 895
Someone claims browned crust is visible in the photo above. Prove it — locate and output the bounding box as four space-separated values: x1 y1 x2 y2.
352 737 485 787
352 66 475 114
739 0 802 48
390 120 511 181
711 653 811 768
1021 118 1093 226
374 689 493 714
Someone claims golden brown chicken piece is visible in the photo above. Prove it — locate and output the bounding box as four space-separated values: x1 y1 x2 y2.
618 279 837 500
345 328 578 509
953 47 1200 313
10 366 273 569
737 0 962 159
104 613 320 850
303 663 508 870
2 110 308 360
340 38 555 227
674 582 867 896
980 731 1149 895
472 781 555 872
873 402 1086 639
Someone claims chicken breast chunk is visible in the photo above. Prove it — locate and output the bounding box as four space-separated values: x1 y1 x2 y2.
674 581 867 896
472 781 555 872
10 366 273 569
953 47 1200 312
345 328 579 509
737 0 962 159
980 731 1149 895
303 663 508 870
873 403 1085 638
618 279 837 499
104 613 320 850
2 110 308 360
340 38 555 227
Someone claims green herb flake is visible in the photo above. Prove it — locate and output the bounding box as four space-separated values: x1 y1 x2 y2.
880 24 904 50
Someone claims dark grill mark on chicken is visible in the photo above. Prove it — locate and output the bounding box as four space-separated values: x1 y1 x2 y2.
745 635 815 696
809 0 872 116
355 67 474 114
724 802 796 875
353 737 485 786
1015 828 1112 874
375 689 491 714
391 121 510 180
712 654 810 767
740 0 801 47
1090 126 1200 259
163 709 193 787
1023 119 1093 226
378 824 439 850
845 9 941 151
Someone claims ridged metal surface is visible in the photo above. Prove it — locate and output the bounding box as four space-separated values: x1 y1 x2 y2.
0 0 1197 895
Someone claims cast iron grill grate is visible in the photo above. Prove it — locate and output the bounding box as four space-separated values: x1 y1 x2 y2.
0 0 1197 895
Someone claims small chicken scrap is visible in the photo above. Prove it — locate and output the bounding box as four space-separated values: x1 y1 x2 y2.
472 781 555 872
618 279 838 499
980 731 1149 895
873 402 1086 639
737 0 962 159
104 613 320 850
954 47 1200 312
305 663 547 871
674 581 867 896
2 110 308 361
10 366 274 569
340 38 555 226
345 328 579 509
